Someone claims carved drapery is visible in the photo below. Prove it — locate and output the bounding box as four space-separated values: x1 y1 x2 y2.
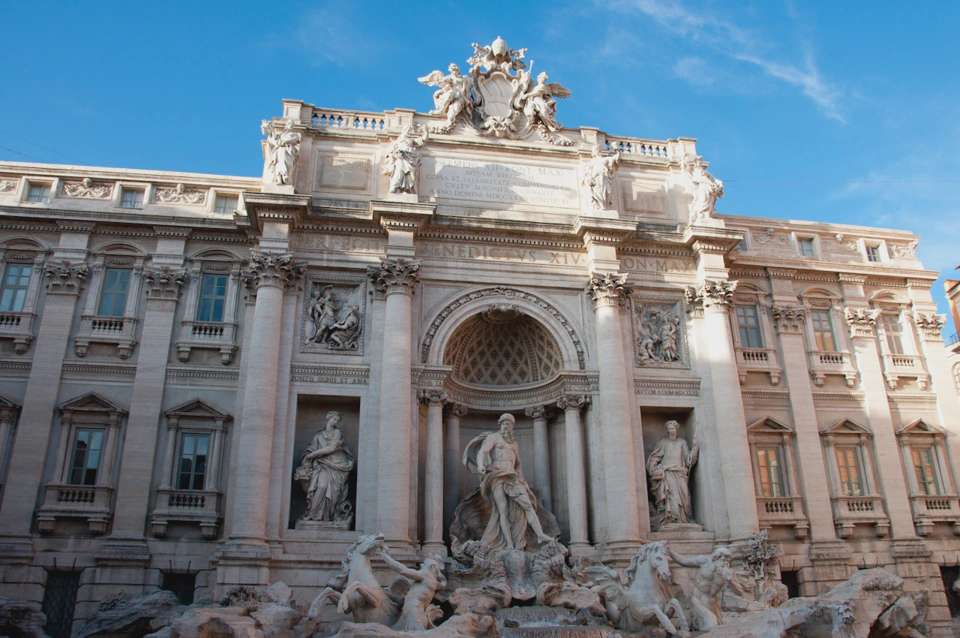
914 312 946 341
684 280 737 314
247 251 306 290
367 258 421 296
143 268 186 299
586 273 632 309
771 305 806 334
843 308 880 338
62 178 113 199
43 261 89 294
156 183 206 205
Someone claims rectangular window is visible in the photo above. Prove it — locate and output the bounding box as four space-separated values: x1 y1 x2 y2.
911 447 941 496
42 570 81 638
177 433 210 491
0 263 32 312
120 189 144 209
811 310 837 351
97 268 131 317
798 238 816 257
27 183 51 203
736 305 764 348
866 245 881 262
68 428 104 486
214 195 238 214
756 446 786 498
881 315 904 354
197 274 228 322
835 447 863 497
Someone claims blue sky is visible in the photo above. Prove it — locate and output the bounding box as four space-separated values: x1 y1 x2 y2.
2 1 958 327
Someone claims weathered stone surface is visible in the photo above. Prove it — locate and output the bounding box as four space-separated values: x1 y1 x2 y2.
76 591 184 638
697 606 810 638
0 596 49 638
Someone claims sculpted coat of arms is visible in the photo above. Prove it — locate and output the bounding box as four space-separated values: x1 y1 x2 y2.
419 37 572 146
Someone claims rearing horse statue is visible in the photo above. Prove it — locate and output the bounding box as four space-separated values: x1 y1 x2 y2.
308 533 401 626
583 541 688 635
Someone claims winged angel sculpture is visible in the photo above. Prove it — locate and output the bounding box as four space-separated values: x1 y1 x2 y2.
418 37 573 145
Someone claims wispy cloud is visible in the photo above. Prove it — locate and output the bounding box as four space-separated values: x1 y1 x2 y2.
260 3 383 68
600 0 845 122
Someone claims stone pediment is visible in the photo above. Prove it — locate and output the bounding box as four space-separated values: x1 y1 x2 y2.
746 416 793 432
821 418 870 435
165 398 230 422
896 418 943 436
58 392 125 416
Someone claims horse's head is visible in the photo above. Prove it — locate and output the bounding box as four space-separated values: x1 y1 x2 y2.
355 533 385 556
628 541 671 583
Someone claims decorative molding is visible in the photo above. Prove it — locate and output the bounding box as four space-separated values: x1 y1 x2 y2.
771 305 806 333
367 258 420 296
165 366 240 382
886 393 938 405
843 307 879 338
0 358 32 374
290 364 369 385
889 241 918 259
62 362 137 376
740 389 790 401
247 251 306 290
914 312 946 341
811 392 866 403
155 184 206 204
684 279 737 314
765 268 797 279
62 178 113 199
837 273 868 284
419 287 587 370
586 273 632 309
42 260 88 294
633 378 700 396
821 234 859 254
143 267 186 300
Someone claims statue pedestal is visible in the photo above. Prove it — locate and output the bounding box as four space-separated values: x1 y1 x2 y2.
261 184 295 195
385 192 419 204
649 522 712 542
294 518 352 531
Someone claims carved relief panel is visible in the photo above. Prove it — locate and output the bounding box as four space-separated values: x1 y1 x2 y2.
632 298 687 368
300 279 365 355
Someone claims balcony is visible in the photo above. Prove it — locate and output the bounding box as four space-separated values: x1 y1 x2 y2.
36 484 113 534
909 493 960 536
175 321 238 365
150 488 222 539
756 496 809 539
75 315 138 359
808 350 858 388
734 347 782 385
831 494 890 538
0 310 36 354
880 353 929 390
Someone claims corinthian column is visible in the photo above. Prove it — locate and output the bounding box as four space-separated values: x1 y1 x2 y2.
587 273 642 549
419 389 447 555
228 252 304 549
557 394 590 554
369 258 420 546
525 405 553 509
444 403 467 534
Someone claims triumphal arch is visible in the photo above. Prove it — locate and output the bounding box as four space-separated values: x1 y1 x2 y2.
0 38 959 635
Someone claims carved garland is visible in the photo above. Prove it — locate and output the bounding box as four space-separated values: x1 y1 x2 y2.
419 287 586 370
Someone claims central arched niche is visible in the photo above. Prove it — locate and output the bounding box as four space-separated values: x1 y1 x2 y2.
443 305 563 387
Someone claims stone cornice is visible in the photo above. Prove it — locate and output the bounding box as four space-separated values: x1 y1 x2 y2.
370 199 436 232
242 192 312 231
682 224 743 254
766 267 797 279
573 217 636 245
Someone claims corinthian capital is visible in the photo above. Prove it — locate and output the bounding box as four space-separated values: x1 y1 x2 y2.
248 251 306 290
143 267 186 299
417 389 448 405
771 305 806 333
685 280 737 313
525 405 554 421
587 273 632 309
843 307 880 338
557 394 590 411
914 312 946 341
368 258 421 296
43 260 89 294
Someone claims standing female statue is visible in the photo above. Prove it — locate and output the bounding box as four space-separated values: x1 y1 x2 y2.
295 411 355 522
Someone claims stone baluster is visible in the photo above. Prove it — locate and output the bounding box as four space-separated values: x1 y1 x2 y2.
369 258 421 546
557 394 590 554
525 406 553 510
444 403 467 534
419 389 447 555
226 252 305 553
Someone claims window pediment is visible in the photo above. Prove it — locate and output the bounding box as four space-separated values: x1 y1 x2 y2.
897 419 944 436
58 392 125 417
747 416 793 433
821 418 870 435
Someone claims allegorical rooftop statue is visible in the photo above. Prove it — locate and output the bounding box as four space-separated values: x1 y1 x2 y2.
260 119 301 186
682 154 724 223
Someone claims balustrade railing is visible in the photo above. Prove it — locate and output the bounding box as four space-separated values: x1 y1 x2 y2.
311 109 386 132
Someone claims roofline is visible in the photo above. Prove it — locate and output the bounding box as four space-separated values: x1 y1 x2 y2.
719 213 918 239
0 160 260 186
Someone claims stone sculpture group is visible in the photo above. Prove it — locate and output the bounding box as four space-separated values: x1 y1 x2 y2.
305 285 362 350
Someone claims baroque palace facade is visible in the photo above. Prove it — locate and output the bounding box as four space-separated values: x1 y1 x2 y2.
0 39 958 635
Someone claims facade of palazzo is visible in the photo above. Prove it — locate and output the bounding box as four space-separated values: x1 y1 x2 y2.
0 39 959 635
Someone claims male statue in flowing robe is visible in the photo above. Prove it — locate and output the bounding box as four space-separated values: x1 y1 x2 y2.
462 413 552 551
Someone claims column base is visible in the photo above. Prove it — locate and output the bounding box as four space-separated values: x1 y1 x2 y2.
566 541 594 561
600 539 644 566
215 539 273 595
0 535 34 563
803 541 855 595
421 541 447 558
